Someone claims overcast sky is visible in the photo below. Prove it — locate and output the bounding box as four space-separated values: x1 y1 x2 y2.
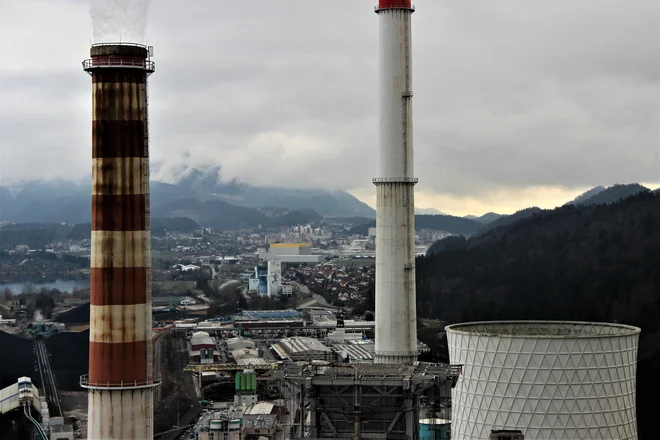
0 0 658 216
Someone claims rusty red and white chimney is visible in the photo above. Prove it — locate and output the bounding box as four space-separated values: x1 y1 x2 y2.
81 43 158 440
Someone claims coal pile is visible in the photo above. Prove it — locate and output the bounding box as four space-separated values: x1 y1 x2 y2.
57 303 90 323
45 331 89 390
0 331 40 389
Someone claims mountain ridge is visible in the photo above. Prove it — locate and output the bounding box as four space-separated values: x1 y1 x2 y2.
0 169 374 223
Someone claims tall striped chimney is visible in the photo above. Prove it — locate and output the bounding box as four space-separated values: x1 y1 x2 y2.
81 43 158 439
373 0 418 364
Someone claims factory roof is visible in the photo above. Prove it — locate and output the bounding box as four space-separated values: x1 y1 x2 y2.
271 343 289 360
191 334 215 347
231 348 259 359
277 337 330 355
270 243 312 248
243 414 278 430
195 406 247 430
237 357 268 367
239 309 300 318
227 336 256 351
332 342 375 361
445 321 641 338
246 402 275 415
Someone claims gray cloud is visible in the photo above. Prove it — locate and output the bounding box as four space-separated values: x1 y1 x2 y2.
0 0 658 203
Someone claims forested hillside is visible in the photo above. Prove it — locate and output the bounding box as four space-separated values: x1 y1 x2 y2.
417 191 660 438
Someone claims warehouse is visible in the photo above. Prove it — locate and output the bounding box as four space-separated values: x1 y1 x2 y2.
272 337 332 362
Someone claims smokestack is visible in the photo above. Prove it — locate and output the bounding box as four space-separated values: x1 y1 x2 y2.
373 0 418 364
81 43 158 439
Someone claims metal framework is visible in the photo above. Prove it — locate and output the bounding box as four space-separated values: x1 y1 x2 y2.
80 374 161 391
278 362 461 440
183 363 279 372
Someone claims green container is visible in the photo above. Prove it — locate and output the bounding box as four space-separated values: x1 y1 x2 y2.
235 374 241 391
251 373 256 391
419 419 451 440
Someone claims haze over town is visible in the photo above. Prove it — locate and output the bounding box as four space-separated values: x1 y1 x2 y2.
0 0 658 217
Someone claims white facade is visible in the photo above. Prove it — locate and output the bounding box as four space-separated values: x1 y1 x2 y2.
374 3 417 364
446 321 641 440
267 258 282 297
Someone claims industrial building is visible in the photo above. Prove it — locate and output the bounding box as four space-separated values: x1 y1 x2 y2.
248 265 269 295
331 340 375 363
309 309 375 332
232 310 304 331
190 331 218 364
446 321 641 440
259 242 324 263
226 336 256 352
267 258 282 297
81 42 159 440
193 406 246 440
272 337 333 362
279 362 461 439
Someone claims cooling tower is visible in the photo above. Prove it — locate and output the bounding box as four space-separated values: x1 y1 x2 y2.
446 321 640 440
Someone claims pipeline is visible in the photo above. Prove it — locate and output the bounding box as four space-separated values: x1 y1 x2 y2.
23 403 48 440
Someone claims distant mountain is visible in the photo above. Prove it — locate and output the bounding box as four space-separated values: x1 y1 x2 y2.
0 169 374 223
166 167 375 218
350 214 482 236
0 180 92 224
570 184 650 207
475 207 542 236
466 212 504 224
153 198 322 231
415 207 444 215
564 186 606 206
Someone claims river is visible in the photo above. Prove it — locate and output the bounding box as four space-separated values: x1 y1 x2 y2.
0 279 90 294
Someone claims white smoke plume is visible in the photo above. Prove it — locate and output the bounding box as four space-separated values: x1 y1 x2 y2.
34 310 44 323
90 0 151 43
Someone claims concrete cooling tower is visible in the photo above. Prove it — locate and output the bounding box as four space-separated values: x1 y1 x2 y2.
446 321 640 440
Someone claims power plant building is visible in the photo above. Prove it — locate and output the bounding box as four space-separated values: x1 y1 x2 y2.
446 321 641 440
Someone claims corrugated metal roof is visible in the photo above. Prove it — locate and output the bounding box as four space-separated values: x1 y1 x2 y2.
237 357 267 366
247 402 274 415
278 337 330 355
332 343 374 361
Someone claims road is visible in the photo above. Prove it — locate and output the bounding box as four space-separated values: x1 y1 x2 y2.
292 282 330 306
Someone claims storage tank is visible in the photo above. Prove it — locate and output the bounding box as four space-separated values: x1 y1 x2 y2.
209 420 224 431
419 418 451 440
446 321 641 440
228 419 241 431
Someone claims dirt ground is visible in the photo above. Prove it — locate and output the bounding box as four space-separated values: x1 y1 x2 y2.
60 391 88 439
153 331 198 437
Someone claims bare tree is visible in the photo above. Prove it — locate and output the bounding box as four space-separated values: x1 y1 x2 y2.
3 287 13 301
22 282 36 295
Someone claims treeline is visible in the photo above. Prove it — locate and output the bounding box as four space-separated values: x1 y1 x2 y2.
417 191 660 438
350 214 482 236
0 217 204 249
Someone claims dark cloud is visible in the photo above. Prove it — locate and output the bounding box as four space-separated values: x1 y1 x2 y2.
0 0 658 203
